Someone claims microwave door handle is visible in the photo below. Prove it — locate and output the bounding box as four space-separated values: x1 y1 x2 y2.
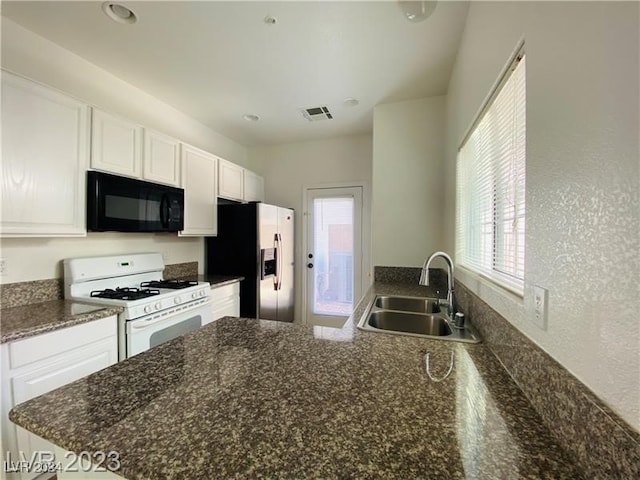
159 194 168 228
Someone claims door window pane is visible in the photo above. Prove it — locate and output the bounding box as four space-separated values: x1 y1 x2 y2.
313 197 354 316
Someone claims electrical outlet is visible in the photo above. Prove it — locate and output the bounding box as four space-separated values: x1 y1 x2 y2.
0 258 6 277
533 285 548 330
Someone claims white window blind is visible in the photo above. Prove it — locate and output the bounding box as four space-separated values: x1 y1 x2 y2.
456 52 526 294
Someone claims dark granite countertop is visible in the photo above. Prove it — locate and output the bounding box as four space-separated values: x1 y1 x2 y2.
9 282 584 479
199 274 244 288
0 300 123 344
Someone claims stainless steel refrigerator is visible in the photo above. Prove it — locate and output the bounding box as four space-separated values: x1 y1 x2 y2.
206 202 294 322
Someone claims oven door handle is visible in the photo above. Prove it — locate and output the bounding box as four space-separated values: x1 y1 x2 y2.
131 315 174 329
130 300 211 329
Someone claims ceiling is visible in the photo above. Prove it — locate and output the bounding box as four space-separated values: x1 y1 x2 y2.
1 1 469 147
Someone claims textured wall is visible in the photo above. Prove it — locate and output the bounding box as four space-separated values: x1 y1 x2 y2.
446 2 639 430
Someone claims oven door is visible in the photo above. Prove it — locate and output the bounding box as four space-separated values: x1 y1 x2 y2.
125 298 212 359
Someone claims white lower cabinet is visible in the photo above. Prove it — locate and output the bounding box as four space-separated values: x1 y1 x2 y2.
1 316 118 480
211 282 240 320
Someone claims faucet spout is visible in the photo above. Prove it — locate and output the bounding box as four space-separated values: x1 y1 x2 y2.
419 251 455 319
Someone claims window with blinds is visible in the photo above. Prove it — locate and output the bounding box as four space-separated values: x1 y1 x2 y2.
456 51 526 294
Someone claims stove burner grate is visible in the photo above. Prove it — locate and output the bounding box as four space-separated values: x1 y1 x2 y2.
140 279 198 290
90 287 161 301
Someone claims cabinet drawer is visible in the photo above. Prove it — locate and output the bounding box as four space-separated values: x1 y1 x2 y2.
8 316 117 369
210 282 240 302
212 297 240 321
11 337 116 404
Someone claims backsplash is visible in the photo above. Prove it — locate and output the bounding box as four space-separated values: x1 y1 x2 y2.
0 262 198 309
0 279 63 308
163 261 198 280
374 266 446 289
455 281 640 479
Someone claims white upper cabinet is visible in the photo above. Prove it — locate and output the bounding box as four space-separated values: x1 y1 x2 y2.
218 158 244 201
92 110 181 186
143 129 181 186
1 71 89 237
218 157 265 203
244 169 265 202
91 108 143 178
180 144 218 236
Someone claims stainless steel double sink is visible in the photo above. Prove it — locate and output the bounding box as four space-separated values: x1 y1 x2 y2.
357 295 481 343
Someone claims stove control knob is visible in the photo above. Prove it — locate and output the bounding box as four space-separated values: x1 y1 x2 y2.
174 296 182 305
144 305 152 314
199 290 206 297
155 302 162 311
192 292 198 299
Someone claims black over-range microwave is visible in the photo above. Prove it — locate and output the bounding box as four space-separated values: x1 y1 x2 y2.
87 171 184 232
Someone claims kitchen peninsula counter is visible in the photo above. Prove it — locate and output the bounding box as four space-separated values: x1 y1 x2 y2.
9 282 584 479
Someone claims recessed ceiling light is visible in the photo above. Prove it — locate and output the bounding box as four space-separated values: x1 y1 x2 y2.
102 2 137 24
264 15 277 25
343 98 360 107
243 114 260 122
398 1 437 23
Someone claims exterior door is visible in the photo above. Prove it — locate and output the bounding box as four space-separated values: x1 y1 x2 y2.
305 187 363 326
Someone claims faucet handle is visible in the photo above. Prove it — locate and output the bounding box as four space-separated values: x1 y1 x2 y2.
436 298 450 309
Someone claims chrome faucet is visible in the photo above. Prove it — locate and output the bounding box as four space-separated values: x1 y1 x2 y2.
419 251 456 320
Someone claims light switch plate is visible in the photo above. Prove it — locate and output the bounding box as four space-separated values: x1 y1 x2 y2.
533 285 548 330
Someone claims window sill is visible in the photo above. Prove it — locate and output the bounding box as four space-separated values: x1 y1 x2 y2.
455 265 525 302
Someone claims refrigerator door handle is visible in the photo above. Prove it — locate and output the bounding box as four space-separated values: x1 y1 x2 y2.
276 233 283 291
273 234 280 291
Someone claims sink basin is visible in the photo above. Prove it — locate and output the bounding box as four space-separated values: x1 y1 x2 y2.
374 295 440 314
357 295 481 343
368 311 451 336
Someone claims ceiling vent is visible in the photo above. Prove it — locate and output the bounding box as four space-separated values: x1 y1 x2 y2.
301 106 333 122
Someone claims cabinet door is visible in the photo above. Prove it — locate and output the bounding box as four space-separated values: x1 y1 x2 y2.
180 144 217 236
143 129 181 186
244 170 265 202
1 316 117 480
1 71 89 237
211 283 240 321
218 158 244 201
12 337 117 404
13 338 117 480
91 108 142 178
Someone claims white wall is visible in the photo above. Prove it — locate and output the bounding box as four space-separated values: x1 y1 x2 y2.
247 134 373 322
0 19 248 283
372 96 446 267
445 2 639 431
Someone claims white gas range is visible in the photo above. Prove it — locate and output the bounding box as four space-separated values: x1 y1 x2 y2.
64 253 212 360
